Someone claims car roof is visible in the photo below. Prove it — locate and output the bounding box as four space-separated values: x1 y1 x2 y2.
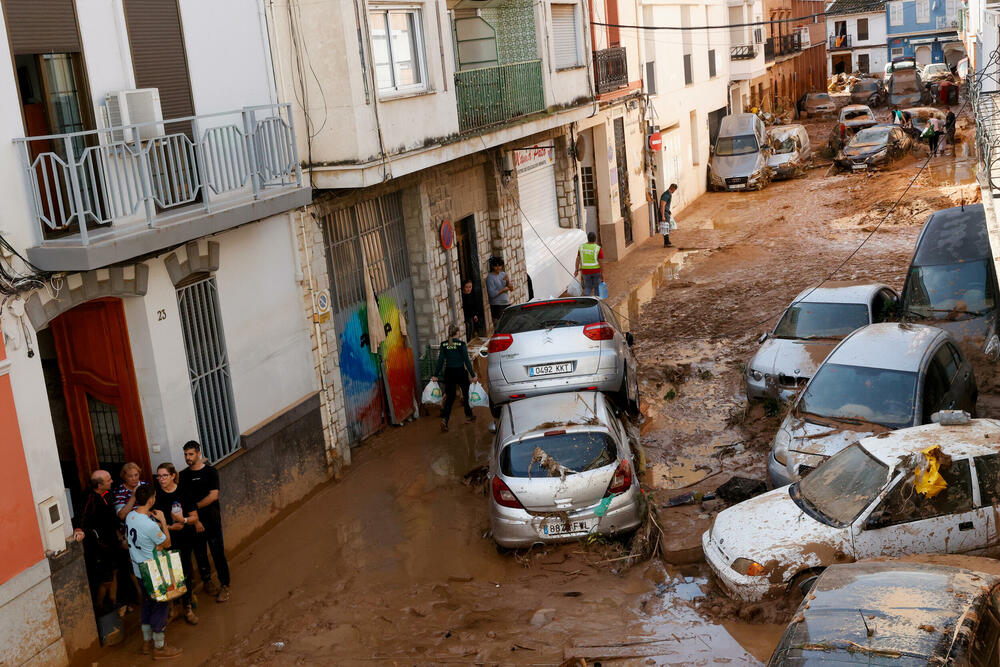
912 204 989 266
840 104 872 112
860 418 1000 463
825 322 945 372
718 113 760 135
505 391 611 437
791 281 887 305
767 124 806 139
775 560 999 662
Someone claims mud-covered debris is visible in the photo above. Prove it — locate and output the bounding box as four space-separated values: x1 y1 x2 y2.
918 624 935 632
715 477 767 504
529 608 556 627
463 465 489 493
529 447 574 480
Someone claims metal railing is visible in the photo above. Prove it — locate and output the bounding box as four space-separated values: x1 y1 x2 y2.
14 104 302 245
828 34 852 50
764 39 774 62
765 33 803 61
973 49 1000 192
594 46 629 94
730 44 757 60
455 60 545 133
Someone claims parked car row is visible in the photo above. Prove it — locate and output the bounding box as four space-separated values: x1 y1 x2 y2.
481 297 644 548
708 114 814 191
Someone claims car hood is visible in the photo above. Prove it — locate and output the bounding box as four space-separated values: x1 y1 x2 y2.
843 142 887 157
709 487 852 583
767 152 800 167
784 413 877 457
750 337 836 378
711 153 762 178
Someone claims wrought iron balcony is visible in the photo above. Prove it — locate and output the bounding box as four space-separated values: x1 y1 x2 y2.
455 60 546 133
594 46 629 94
829 34 852 50
765 33 803 61
730 44 758 60
14 104 309 271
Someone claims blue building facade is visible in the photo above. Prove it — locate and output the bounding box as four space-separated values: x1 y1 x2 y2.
884 0 962 66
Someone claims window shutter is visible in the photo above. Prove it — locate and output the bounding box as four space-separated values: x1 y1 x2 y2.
4 0 81 55
551 4 579 69
123 0 195 124
645 61 657 95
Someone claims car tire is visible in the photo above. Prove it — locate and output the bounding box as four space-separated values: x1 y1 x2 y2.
489 399 501 419
790 568 824 596
617 367 640 417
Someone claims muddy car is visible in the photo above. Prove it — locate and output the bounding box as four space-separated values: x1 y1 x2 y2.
707 113 771 191
488 391 643 548
829 105 878 152
706 416 1000 602
834 124 912 171
902 106 946 135
889 67 931 107
746 282 898 403
849 78 886 107
921 62 955 84
768 322 976 487
768 558 1000 664
902 203 1000 357
798 92 836 118
765 124 811 180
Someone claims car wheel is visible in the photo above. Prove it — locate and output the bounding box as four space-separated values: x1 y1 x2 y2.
617 367 640 416
790 568 824 596
489 399 501 419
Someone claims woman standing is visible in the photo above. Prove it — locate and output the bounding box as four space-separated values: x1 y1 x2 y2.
153 463 199 625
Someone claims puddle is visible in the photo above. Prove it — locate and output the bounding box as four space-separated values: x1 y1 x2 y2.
615 250 695 325
923 158 977 186
648 459 715 490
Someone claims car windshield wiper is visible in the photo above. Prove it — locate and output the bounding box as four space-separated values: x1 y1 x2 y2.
799 335 840 340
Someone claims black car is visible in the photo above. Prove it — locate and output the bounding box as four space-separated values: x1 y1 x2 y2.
769 559 1000 665
901 204 1000 355
835 124 912 171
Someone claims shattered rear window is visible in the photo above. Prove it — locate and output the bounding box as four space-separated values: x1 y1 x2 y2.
500 432 617 478
797 443 888 525
496 299 602 334
774 302 870 339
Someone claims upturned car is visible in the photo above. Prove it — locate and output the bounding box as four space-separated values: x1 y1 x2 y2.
488 391 643 548
706 415 1000 602
484 297 639 416
798 92 836 118
768 322 977 487
746 283 898 403
834 124 912 171
765 124 811 180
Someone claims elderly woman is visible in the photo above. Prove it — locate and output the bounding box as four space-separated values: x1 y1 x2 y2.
114 462 149 523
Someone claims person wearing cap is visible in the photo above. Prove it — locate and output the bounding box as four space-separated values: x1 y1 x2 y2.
431 325 477 432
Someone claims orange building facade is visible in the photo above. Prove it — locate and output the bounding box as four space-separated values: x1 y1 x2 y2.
762 0 829 113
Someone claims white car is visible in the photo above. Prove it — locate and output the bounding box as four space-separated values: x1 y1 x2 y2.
704 415 1000 602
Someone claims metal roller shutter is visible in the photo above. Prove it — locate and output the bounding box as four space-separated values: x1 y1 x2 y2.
4 0 80 54
123 0 195 123
551 5 579 69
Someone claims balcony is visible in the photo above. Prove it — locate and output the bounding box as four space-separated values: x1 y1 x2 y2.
829 34 852 50
455 60 545 134
765 32 802 62
15 104 310 271
730 44 758 60
594 46 629 94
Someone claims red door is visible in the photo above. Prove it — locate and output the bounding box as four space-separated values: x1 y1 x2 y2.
51 298 149 490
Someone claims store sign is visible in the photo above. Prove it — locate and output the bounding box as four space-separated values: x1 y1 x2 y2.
513 145 554 174
648 132 663 151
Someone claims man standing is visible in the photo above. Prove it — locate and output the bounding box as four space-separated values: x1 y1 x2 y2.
180 441 231 603
125 484 181 660
574 232 604 296
79 470 121 613
658 183 678 247
485 257 511 324
431 324 478 432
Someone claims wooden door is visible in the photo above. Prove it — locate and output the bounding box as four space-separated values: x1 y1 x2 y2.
51 298 149 490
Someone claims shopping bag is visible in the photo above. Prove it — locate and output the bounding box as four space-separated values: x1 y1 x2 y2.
920 125 933 139
669 216 678 231
658 220 670 235
598 281 609 299
567 278 583 297
138 550 187 602
468 381 489 408
421 380 443 406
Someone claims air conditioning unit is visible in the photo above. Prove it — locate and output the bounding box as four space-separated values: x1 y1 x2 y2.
103 88 163 143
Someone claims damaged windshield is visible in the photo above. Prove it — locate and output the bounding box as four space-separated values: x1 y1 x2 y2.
715 134 759 156
849 127 890 147
500 432 617 478
798 363 917 429
774 302 869 339
795 443 888 525
904 261 995 319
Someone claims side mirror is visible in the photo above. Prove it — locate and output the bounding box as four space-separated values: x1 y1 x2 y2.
758 332 769 344
625 332 635 347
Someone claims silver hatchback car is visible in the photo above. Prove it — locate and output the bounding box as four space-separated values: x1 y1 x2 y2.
484 297 639 415
489 391 643 548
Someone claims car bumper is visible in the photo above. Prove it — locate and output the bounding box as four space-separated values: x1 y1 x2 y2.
489 369 623 404
746 375 802 403
490 486 643 548
702 531 774 602
768 451 793 488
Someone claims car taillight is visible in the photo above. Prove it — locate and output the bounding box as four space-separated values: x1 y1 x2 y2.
605 459 632 496
491 476 523 509
488 334 513 353
583 322 615 341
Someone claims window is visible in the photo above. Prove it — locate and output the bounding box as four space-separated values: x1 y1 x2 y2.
551 3 581 69
581 166 595 206
922 357 950 423
708 49 716 77
879 458 974 524
369 7 426 93
177 276 241 462
645 61 657 95
889 1 904 26
857 53 870 73
754 27 763 43
947 0 958 20
872 288 897 322
857 18 869 40
975 453 1000 506
683 54 693 85
891 47 904 58
689 110 699 165
916 0 930 23
934 343 961 383
834 20 847 36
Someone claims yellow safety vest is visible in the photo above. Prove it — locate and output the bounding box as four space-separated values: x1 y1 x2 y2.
579 243 601 270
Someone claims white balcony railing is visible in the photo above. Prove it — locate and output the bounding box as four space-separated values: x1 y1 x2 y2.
14 104 302 246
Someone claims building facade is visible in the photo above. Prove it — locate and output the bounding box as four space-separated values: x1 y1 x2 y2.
885 0 963 66
763 0 828 113
728 0 769 112
826 0 889 75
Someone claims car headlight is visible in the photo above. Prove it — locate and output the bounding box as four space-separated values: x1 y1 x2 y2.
773 428 790 465
732 558 766 576
749 368 764 382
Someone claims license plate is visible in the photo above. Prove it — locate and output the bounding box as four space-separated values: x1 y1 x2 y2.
729 184 746 190
543 519 596 536
852 164 867 170
530 363 573 377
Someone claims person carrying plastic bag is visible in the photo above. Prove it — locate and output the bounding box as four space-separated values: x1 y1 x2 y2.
575 232 605 297
430 324 478 432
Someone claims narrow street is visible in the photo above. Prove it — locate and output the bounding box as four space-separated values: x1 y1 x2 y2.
90 111 980 667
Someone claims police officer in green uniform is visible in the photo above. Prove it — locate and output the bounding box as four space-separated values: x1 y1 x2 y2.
575 232 604 296
431 325 478 432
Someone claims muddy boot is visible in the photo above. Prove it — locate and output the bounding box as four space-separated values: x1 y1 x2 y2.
216 585 231 603
184 606 199 625
440 419 449 432
153 644 182 660
203 579 220 597
141 640 153 655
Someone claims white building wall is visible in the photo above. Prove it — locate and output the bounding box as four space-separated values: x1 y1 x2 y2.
825 12 888 75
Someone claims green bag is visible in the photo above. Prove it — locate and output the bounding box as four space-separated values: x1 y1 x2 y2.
920 125 933 139
139 550 188 602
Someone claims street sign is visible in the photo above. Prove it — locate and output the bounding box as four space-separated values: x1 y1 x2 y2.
649 132 663 152
440 220 454 250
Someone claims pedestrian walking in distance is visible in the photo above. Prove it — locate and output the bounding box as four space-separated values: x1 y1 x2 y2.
575 232 604 296
659 183 678 247
485 257 511 324
125 484 182 660
180 441 231 603
431 324 477 432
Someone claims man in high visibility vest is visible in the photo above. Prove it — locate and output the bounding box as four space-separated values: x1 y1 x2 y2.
575 232 604 297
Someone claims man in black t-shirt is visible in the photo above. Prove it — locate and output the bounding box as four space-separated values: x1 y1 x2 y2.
180 441 231 602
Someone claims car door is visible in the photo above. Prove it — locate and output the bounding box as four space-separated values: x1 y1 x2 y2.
933 342 973 413
974 453 1000 554
852 457 985 558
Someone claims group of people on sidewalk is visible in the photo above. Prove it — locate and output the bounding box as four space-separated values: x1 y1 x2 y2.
77 441 232 660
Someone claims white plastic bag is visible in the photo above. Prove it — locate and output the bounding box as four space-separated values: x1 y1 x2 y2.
669 215 678 231
566 278 583 297
421 380 443 406
468 381 489 408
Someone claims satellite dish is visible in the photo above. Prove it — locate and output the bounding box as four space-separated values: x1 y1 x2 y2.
574 134 587 162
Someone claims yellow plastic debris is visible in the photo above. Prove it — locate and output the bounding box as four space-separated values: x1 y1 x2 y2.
914 445 948 498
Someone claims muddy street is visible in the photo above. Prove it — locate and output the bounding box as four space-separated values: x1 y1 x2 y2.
88 109 979 667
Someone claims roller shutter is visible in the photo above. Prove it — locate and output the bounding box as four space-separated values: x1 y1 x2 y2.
123 0 194 123
551 5 580 69
4 0 80 54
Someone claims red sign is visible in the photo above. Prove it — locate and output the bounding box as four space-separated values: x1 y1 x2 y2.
439 220 454 250
648 132 663 152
